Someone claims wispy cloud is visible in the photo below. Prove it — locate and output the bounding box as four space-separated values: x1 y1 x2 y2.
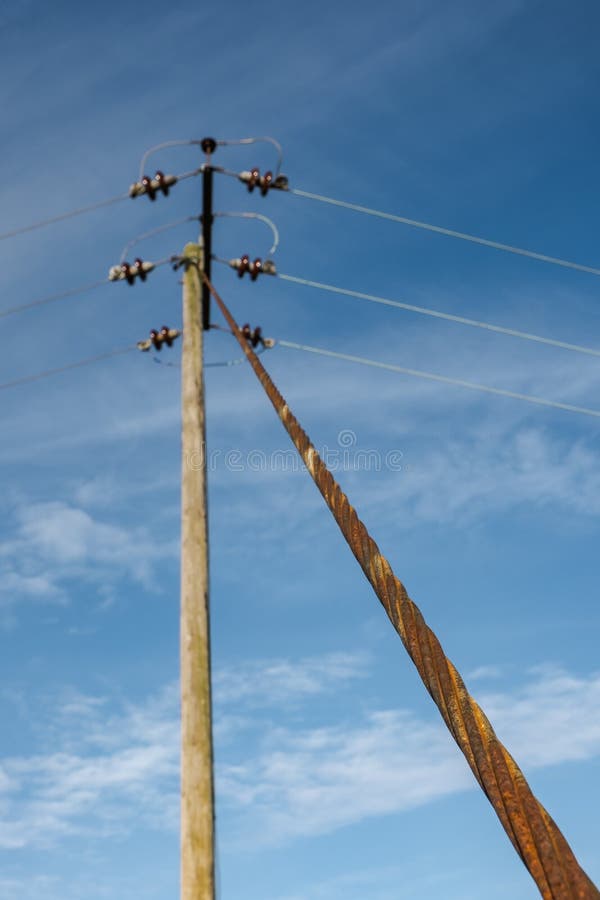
480 665 600 768
360 423 600 525
214 651 370 707
466 664 504 682
218 709 469 847
1 657 598 856
0 500 177 609
217 663 600 848
0 684 179 850
269 861 475 900
0 875 62 900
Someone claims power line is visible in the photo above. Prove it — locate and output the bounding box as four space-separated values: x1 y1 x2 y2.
213 212 280 256
0 279 107 320
120 217 199 262
150 346 270 369
277 340 600 420
6 270 596 412
0 326 267 389
217 136 284 175
0 193 128 243
0 346 136 393
277 273 600 359
136 135 284 181
288 188 600 278
0 168 202 245
138 139 202 179
2 256 176 322
200 272 599 900
212 164 600 276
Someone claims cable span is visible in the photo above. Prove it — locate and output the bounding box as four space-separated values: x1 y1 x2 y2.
214 212 279 255
290 188 600 278
0 168 202 245
0 346 136 393
120 217 199 262
170 167 203 184
277 273 600 359
2 254 176 323
151 347 268 369
278 341 600 419
138 136 284 180
201 272 599 900
0 279 108 320
217 136 283 175
0 193 128 243
0 327 255 388
138 140 203 180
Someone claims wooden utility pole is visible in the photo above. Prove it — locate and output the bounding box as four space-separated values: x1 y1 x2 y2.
180 241 215 900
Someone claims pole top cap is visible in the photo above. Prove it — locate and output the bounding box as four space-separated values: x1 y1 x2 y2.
200 137 217 154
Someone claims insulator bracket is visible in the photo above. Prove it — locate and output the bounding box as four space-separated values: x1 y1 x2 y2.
137 326 181 352
228 255 277 279
129 170 178 200
109 258 155 284
238 168 288 195
240 323 274 349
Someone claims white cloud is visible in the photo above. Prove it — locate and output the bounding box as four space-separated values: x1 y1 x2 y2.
3 309 600 547
270 861 474 900
356 423 600 526
481 666 600 768
218 709 469 847
199 321 600 534
71 472 178 510
466 664 504 682
214 651 370 707
0 684 179 850
0 875 61 900
217 664 600 849
0 500 177 608
1 659 599 855
0 768 12 794
0 571 61 601
57 690 107 722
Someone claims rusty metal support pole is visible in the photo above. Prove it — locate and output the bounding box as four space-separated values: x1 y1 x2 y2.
200 272 599 900
180 242 215 900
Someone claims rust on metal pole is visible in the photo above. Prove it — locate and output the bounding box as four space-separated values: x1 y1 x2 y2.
201 272 599 900
181 244 215 900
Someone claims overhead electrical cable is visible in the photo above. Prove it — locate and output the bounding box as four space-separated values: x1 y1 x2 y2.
0 346 136 393
149 343 269 370
277 273 600 359
200 271 599 900
217 136 284 175
211 165 600 275
138 140 203 179
276 340 600 420
0 168 202 244
287 188 600 277
120 217 200 262
0 325 267 388
0 279 108 320
1 253 176 322
137 135 283 180
213 212 280 255
0 192 129 242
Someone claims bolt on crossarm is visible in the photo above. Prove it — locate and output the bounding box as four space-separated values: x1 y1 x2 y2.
180 242 215 900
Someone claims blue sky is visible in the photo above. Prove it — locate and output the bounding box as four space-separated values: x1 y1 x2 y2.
1 0 600 897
